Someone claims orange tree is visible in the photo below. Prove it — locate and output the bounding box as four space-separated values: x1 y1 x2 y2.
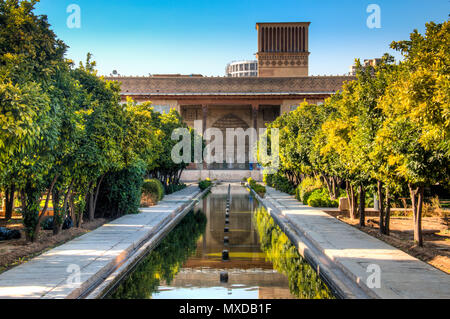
375 21 450 246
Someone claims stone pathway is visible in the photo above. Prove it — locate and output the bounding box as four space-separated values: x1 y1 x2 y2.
261 187 450 299
0 186 201 299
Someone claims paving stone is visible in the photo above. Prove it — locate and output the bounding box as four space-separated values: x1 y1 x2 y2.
263 187 450 299
0 186 200 299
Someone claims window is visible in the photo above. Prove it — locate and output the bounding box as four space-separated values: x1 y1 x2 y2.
182 108 199 120
263 107 280 122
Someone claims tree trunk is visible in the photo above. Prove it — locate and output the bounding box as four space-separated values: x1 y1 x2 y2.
359 185 366 227
33 174 59 242
409 184 424 247
76 195 84 228
176 169 184 185
80 184 92 226
346 182 358 220
378 181 385 235
63 180 74 217
52 190 61 236
323 174 334 200
385 187 391 236
4 184 15 221
70 195 77 227
332 177 339 200
20 190 26 213
88 191 95 222
92 175 105 219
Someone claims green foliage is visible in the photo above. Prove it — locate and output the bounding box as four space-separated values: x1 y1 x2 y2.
0 1 195 240
0 0 67 83
261 102 333 181
253 207 335 299
198 179 212 191
142 179 165 202
247 178 267 198
256 21 449 244
96 165 145 218
376 21 450 244
296 177 323 203
108 210 207 299
263 173 274 187
121 99 162 169
0 81 49 164
272 173 296 195
307 189 339 208
148 110 202 192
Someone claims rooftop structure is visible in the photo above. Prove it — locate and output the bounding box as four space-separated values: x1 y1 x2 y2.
256 22 311 77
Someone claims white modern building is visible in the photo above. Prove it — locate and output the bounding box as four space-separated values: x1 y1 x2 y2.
226 60 258 77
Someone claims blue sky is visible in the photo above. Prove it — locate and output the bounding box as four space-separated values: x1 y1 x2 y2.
35 0 449 77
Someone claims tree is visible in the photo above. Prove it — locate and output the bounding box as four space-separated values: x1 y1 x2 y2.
0 81 50 221
149 110 192 190
0 0 68 240
375 21 450 246
317 85 361 220
346 56 397 228
70 56 125 223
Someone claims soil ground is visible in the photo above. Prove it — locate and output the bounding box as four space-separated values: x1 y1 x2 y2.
324 210 450 274
0 218 108 274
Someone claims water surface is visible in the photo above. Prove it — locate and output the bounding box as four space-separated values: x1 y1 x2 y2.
108 184 334 299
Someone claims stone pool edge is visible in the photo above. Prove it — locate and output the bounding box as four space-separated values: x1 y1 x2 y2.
79 185 215 299
83 185 213 299
247 185 375 299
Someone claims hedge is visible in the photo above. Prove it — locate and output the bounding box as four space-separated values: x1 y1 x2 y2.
199 179 213 191
142 179 165 202
248 178 267 198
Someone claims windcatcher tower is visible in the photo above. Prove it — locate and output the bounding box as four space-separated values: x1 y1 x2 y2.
256 22 310 77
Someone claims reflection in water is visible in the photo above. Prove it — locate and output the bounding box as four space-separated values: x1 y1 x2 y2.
108 185 336 299
154 186 295 299
254 207 335 299
108 210 207 299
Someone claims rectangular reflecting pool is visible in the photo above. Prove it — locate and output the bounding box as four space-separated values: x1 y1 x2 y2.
107 184 335 299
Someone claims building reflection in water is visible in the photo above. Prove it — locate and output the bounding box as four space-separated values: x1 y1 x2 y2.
109 184 334 300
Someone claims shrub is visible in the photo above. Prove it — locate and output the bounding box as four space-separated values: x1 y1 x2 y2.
142 179 165 204
253 184 267 198
270 173 296 195
247 178 267 198
307 188 339 208
96 165 145 218
296 177 323 203
263 174 274 187
199 179 213 191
